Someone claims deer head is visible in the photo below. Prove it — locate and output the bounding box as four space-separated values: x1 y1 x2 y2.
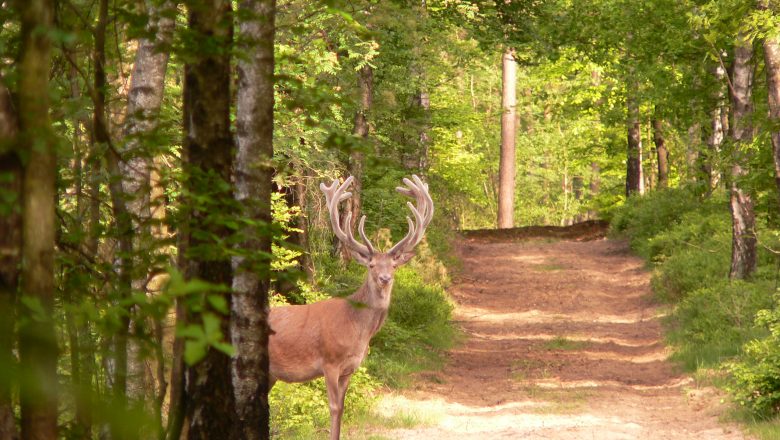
320 175 434 300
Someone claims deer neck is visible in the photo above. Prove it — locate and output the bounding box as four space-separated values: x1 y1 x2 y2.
347 277 393 336
349 277 393 310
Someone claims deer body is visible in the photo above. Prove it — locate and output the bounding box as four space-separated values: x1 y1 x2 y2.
269 279 391 384
268 175 432 440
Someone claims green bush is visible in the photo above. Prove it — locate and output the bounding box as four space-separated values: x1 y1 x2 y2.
651 246 729 302
368 267 455 385
610 185 707 258
270 366 378 438
669 280 773 370
729 300 780 418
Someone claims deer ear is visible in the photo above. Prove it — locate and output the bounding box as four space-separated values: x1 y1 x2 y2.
393 251 415 266
350 251 372 266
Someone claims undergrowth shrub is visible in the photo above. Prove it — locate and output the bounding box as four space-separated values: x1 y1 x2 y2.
730 300 780 418
270 366 378 438
668 280 773 370
610 185 706 258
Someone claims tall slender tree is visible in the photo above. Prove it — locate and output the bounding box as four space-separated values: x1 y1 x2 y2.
626 89 642 197
728 34 757 280
652 114 669 189
231 0 275 438
498 49 516 228
120 0 176 408
761 1 780 209
181 0 236 437
16 0 58 438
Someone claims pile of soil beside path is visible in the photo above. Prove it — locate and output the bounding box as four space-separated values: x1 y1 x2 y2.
461 219 609 242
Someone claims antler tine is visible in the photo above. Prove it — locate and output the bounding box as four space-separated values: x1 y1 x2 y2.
320 176 373 260
357 215 375 255
388 175 434 257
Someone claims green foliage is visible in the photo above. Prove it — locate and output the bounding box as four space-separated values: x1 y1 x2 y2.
270 366 378 438
670 280 773 370
610 185 712 259
730 300 780 418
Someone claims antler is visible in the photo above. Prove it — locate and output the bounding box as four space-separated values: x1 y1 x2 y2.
320 176 375 261
388 175 434 257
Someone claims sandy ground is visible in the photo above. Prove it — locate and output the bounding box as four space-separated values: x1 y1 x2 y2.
368 231 751 439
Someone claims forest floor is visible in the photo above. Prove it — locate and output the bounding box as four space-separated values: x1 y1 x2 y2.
361 222 751 439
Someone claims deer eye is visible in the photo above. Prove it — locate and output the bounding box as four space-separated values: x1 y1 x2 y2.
369 262 376 268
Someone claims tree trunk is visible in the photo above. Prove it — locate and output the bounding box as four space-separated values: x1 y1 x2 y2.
686 123 701 181
337 65 372 261
498 49 516 228
703 65 727 190
91 0 134 433
728 36 757 280
0 81 20 440
17 0 58 438
231 0 275 438
587 162 600 219
182 1 236 438
652 116 669 189
121 0 176 411
626 92 642 197
762 8 780 211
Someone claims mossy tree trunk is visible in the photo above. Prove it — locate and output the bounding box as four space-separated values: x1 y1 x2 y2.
17 0 58 438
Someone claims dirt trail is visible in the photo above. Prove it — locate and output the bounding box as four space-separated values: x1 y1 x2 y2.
371 227 749 439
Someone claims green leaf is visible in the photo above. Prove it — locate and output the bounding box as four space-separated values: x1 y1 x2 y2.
202 313 223 342
207 295 230 315
212 341 236 357
184 340 207 365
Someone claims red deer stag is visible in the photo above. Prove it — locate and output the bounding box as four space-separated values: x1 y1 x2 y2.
268 175 433 440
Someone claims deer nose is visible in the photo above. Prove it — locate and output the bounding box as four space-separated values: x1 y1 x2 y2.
379 274 392 284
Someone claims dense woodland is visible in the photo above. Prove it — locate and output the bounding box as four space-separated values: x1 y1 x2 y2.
6 0 780 438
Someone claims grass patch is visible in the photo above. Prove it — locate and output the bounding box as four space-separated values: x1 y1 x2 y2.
543 336 586 351
522 385 591 413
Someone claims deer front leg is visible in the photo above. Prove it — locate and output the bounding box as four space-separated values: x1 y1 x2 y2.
324 367 345 440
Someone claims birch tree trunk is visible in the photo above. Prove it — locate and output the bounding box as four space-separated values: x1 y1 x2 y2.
704 65 727 190
182 0 236 437
498 49 516 228
231 0 275 438
0 82 20 440
728 36 757 280
120 0 176 408
17 0 58 438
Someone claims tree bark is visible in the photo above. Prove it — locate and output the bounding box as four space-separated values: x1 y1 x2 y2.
231 0 275 438
587 162 600 219
703 65 727 190
16 0 58 438
498 49 516 228
91 0 134 433
762 4 780 211
0 81 20 440
337 65 372 261
728 35 757 280
652 115 669 189
182 0 236 438
121 0 176 410
626 91 642 197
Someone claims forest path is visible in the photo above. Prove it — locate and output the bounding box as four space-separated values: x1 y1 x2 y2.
366 224 749 439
